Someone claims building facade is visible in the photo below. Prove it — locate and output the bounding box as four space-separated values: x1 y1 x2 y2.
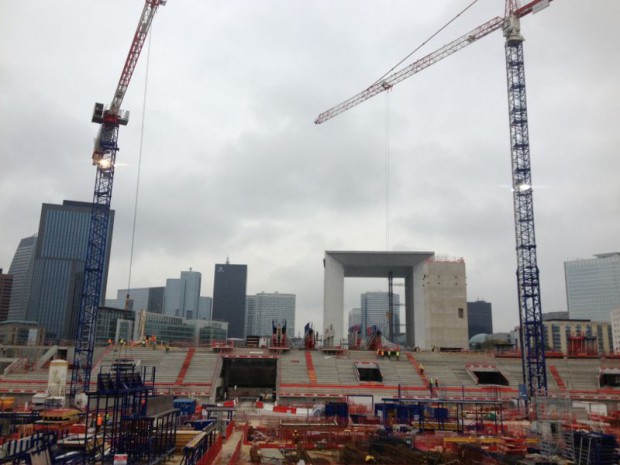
7 235 37 321
134 310 227 346
0 321 46 345
198 296 212 320
541 319 612 355
26 201 114 342
348 308 361 331
164 270 202 320
418 258 468 350
212 262 247 339
360 291 401 340
246 292 296 338
467 300 493 339
610 308 620 353
97 307 135 345
565 253 620 322
106 287 165 314
0 270 12 322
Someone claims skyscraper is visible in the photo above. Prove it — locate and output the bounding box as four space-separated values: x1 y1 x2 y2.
467 300 493 339
163 270 202 319
360 291 401 340
0 270 12 322
212 261 247 339
26 201 114 342
348 308 361 330
246 292 295 338
198 296 212 320
7 235 37 321
565 253 620 323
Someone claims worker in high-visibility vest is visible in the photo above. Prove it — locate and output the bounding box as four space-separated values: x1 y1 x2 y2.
96 414 103 427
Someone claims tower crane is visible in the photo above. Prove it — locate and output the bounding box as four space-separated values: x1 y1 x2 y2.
315 0 550 399
70 0 167 401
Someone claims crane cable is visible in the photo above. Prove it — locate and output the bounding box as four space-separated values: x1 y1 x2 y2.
125 31 153 307
372 0 481 87
378 0 481 253
385 91 391 252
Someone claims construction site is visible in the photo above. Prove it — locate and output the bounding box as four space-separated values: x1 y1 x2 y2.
1 0 617 463
2 329 620 465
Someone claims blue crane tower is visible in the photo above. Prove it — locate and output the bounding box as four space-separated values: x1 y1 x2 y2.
70 0 167 401
315 0 551 400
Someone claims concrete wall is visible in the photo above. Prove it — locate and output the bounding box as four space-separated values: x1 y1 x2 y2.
420 260 468 350
323 254 345 346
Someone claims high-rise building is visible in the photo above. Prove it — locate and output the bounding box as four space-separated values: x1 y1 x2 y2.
212 261 247 339
163 270 202 320
198 296 212 320
7 235 37 321
565 253 620 323
610 308 620 353
360 292 401 340
106 287 165 314
180 270 201 320
246 292 295 338
348 308 361 330
26 201 114 342
467 300 493 339
0 269 13 322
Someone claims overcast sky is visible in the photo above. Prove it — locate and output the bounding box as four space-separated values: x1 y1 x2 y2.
1 0 618 337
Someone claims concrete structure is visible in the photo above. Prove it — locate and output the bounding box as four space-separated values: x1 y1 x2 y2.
565 253 620 323
246 292 295 338
360 291 401 340
0 269 12 322
27 201 114 342
212 261 247 339
467 300 493 339
323 251 468 350
7 235 37 321
420 258 468 350
540 318 612 355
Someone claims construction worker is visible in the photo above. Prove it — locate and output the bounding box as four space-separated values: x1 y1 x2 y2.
419 363 424 374
396 349 400 361
96 414 103 427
